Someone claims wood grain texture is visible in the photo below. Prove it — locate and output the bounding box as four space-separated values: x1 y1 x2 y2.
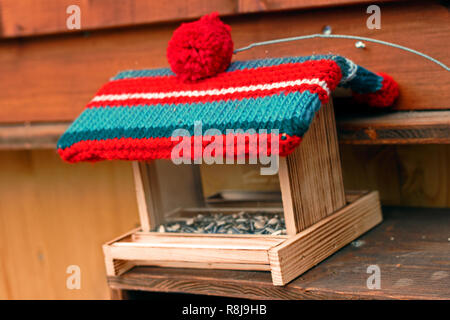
269 191 382 285
341 144 450 208
0 150 140 299
0 0 404 38
279 101 346 234
1 110 449 149
108 242 272 265
0 122 69 149
103 228 285 276
0 1 448 124
337 111 450 144
132 161 163 232
107 206 450 300
1 109 448 149
131 233 286 248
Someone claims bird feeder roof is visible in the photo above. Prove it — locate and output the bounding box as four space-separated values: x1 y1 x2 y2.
57 55 396 163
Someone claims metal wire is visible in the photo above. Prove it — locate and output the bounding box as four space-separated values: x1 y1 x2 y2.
234 34 449 71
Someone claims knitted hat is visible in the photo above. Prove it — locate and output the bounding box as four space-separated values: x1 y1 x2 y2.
57 15 398 163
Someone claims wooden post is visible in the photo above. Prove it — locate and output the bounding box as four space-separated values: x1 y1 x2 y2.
132 161 163 232
279 101 346 235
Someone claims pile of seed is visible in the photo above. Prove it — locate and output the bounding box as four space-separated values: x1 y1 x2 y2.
156 211 286 235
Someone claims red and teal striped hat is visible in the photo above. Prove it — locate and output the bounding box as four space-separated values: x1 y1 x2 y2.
57 15 398 163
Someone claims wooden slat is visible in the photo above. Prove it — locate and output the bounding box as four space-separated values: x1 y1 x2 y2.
134 260 271 271
337 111 450 144
132 162 151 232
108 202 450 300
103 246 136 277
268 191 382 285
1 109 448 150
0 0 404 38
0 2 448 124
0 122 69 149
132 161 163 232
103 225 285 275
108 243 271 265
131 233 285 249
279 101 346 234
134 230 288 240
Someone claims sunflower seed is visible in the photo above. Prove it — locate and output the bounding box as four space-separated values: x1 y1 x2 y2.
155 211 286 235
254 220 266 229
217 220 226 226
205 222 215 230
265 227 275 234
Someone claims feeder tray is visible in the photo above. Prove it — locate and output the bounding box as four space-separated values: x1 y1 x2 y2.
102 101 382 286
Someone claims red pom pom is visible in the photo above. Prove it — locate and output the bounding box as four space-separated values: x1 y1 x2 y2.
167 13 234 82
353 72 399 108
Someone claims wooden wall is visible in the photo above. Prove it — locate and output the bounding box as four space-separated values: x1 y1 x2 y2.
0 1 448 123
0 0 393 38
0 150 139 299
341 144 450 208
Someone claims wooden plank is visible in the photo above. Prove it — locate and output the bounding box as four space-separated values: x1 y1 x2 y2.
0 149 140 299
341 144 450 208
1 110 448 150
0 122 69 149
132 162 151 232
134 230 288 240
0 2 448 124
337 111 450 144
105 228 284 266
108 243 271 265
132 161 163 232
268 191 382 285
103 245 136 277
278 157 297 235
108 206 450 299
131 233 285 249
133 260 271 271
0 0 404 38
279 101 346 234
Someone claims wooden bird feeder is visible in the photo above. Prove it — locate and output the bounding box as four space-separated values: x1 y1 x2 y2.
102 100 382 286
